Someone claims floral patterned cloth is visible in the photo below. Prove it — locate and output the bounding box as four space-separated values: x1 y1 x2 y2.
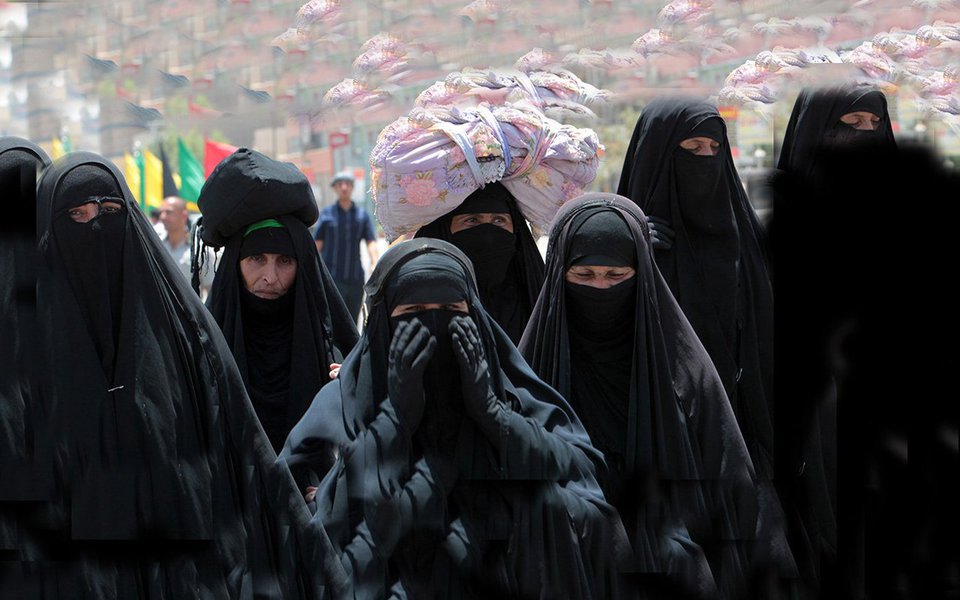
414 68 609 119
370 103 602 241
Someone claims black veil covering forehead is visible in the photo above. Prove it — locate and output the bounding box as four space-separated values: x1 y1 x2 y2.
414 183 545 344
521 193 796 598
616 97 776 482
281 238 630 598
24 151 347 598
776 86 897 179
202 148 359 454
1 139 51 545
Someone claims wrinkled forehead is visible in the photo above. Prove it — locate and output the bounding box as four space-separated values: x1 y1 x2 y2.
385 252 470 309
54 164 124 210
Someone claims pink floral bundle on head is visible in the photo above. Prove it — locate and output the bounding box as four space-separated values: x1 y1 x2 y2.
370 102 602 241
414 68 609 120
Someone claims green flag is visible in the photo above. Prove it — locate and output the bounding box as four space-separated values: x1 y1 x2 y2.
135 148 145 211
178 138 204 204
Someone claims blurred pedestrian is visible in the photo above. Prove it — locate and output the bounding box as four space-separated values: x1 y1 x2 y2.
314 171 379 321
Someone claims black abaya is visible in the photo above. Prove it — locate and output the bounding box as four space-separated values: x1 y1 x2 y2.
281 238 628 599
521 194 796 599
617 98 776 481
27 152 347 598
0 138 51 556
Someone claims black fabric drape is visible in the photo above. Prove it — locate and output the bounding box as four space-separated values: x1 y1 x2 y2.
201 148 359 455
616 97 775 482
520 194 796 599
0 138 51 557
414 183 544 344
776 87 897 180
281 238 629 599
23 152 347 598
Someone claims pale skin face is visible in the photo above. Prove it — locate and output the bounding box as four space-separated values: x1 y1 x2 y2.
449 212 514 234
239 253 297 299
565 265 637 289
679 136 721 156
839 111 882 130
67 199 124 223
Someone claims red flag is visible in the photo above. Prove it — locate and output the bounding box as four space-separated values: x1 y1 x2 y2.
203 139 238 177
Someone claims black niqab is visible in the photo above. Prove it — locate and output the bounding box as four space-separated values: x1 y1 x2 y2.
30 152 347 598
617 97 775 480
50 165 127 380
776 87 897 180
281 238 629 599
521 194 796 598
414 181 545 344
201 148 359 455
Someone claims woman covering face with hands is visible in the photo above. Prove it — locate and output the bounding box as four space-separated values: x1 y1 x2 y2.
280 238 630 599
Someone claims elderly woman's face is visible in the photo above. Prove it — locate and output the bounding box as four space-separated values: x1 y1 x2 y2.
390 301 468 317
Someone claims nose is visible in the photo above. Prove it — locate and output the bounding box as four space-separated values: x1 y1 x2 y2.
695 146 715 156
263 261 280 284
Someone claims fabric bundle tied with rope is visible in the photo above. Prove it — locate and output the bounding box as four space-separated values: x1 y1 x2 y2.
369 102 603 241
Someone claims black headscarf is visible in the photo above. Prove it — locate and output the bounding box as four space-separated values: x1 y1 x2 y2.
776 86 897 180
201 148 359 454
617 97 775 481
0 138 51 552
522 194 796 597
414 181 545 344
30 152 347 598
281 238 630 599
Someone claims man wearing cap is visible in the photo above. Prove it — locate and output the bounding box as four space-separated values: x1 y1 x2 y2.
314 171 379 321
198 149 359 454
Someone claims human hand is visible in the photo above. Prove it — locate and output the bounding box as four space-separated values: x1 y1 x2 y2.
646 215 675 250
387 319 436 434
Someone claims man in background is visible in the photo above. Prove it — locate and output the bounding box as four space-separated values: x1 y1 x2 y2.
314 171 379 321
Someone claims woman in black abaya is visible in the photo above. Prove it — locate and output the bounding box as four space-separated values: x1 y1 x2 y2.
521 194 795 599
617 98 775 482
31 152 346 598
414 181 544 344
281 238 628 599
0 138 50 556
776 86 897 180
199 148 359 456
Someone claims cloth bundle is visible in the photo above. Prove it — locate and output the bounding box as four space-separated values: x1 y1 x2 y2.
370 102 602 241
415 68 609 119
